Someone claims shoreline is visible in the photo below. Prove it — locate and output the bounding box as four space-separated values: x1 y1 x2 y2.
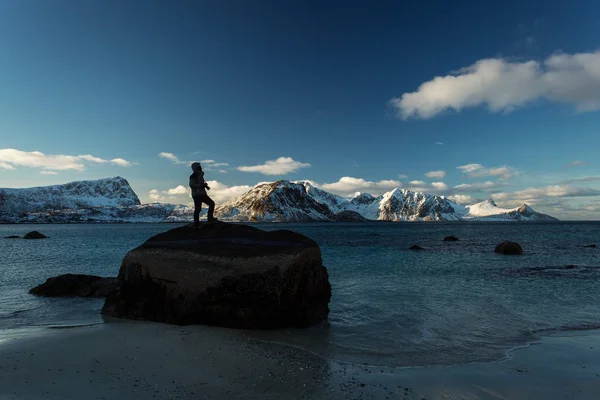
2 322 600 399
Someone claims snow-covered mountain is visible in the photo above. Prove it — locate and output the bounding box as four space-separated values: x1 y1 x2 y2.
0 177 140 214
215 181 337 222
0 177 193 223
216 181 468 222
464 199 558 221
0 177 558 223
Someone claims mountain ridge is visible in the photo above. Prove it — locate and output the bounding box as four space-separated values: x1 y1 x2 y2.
0 177 558 223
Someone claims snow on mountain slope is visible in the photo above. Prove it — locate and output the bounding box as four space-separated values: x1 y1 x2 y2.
7 203 195 224
465 199 512 217
465 199 558 221
0 177 140 214
0 177 559 223
216 182 467 222
216 181 335 222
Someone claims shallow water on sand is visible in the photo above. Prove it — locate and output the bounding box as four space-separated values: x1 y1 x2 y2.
1 222 599 367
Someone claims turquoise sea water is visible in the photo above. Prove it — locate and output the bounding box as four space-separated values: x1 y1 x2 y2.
1 222 599 367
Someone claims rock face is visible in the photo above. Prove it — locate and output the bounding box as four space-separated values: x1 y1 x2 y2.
30 274 117 297
23 231 48 239
102 223 332 329
330 210 368 222
494 241 523 255
444 236 460 241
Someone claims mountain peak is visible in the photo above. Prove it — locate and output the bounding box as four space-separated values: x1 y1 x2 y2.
516 203 534 213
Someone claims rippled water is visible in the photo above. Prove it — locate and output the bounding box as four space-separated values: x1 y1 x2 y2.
1 222 599 367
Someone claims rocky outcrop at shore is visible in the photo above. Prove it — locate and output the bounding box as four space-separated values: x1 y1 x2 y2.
30 274 117 297
102 222 332 329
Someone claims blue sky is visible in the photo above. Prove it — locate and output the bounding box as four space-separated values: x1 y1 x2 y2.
1 0 600 219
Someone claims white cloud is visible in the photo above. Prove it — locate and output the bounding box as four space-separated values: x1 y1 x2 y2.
148 189 168 202
237 157 311 175
0 148 135 171
431 182 449 190
1 162 16 170
398 174 408 179
560 176 600 184
159 152 181 163
425 170 446 179
40 171 58 175
457 164 514 180
448 194 477 204
493 185 600 204
567 160 585 167
391 50 600 119
454 181 505 190
205 181 253 203
166 185 188 195
457 164 484 173
404 180 452 194
159 153 228 169
320 177 401 195
110 158 134 167
436 142 444 145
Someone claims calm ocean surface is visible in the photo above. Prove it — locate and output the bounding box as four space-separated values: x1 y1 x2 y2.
1 222 599 367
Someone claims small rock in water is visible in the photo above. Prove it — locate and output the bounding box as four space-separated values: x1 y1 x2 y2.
23 231 48 239
494 241 523 255
409 245 425 251
29 274 117 297
583 244 597 248
4 235 20 239
444 236 459 242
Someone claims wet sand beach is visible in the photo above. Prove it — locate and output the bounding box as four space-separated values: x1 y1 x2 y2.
1 322 600 400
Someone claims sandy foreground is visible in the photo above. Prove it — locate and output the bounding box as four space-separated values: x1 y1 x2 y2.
1 322 600 400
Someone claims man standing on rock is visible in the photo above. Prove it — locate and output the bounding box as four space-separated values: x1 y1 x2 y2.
190 162 217 226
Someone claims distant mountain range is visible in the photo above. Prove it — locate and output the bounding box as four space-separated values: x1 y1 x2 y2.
0 177 558 223
216 180 558 222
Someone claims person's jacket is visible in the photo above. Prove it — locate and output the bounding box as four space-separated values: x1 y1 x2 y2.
189 171 208 196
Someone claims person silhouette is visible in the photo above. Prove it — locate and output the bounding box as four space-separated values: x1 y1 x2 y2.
189 162 217 226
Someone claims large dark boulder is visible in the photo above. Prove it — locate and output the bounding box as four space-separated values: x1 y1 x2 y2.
444 236 460 242
23 231 48 239
102 223 332 329
30 274 117 297
494 241 523 255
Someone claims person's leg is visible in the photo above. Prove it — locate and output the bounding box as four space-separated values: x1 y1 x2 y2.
202 195 216 221
193 196 202 227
